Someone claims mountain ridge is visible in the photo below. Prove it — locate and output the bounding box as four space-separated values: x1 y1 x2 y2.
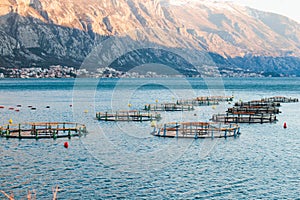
1 0 300 76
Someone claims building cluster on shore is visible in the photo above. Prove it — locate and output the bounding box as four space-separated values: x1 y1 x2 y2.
0 65 268 79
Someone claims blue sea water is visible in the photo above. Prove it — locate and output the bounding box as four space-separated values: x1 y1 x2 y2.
0 77 299 199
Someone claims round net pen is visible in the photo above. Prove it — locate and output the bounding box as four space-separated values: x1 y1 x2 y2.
0 122 87 139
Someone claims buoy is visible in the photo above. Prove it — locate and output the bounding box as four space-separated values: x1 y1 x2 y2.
28 105 32 108
128 103 132 108
17 105 22 107
46 106 50 108
69 104 72 107
9 107 14 110
0 106 4 109
31 107 36 110
64 142 69 148
15 109 20 112
212 105 216 109
84 109 88 113
151 121 157 127
9 119 13 124
283 122 287 129
155 99 158 103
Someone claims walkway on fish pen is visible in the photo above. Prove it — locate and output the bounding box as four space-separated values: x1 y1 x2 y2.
227 106 281 114
96 110 161 122
151 122 240 139
0 122 87 139
176 99 219 106
234 101 281 107
261 96 299 103
211 112 277 123
195 96 234 102
143 103 194 112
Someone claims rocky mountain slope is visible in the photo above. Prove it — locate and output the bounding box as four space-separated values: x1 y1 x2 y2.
1 0 300 76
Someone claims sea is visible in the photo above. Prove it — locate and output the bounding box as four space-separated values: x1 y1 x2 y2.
0 77 299 199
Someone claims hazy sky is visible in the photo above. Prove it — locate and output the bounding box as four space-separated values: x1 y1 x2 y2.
218 0 300 23
171 0 300 23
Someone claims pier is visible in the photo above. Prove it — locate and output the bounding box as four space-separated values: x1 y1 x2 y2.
96 110 161 122
151 122 240 139
211 112 277 123
0 122 87 139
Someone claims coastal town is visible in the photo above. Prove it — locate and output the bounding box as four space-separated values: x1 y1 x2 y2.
0 65 267 78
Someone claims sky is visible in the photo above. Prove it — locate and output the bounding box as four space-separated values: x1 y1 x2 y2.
231 0 300 23
170 0 300 23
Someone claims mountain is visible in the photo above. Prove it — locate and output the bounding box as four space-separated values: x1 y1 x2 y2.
1 0 300 76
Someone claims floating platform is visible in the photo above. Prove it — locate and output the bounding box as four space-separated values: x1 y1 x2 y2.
151 122 240 139
234 101 281 107
96 110 161 122
261 96 299 103
143 103 194 112
227 106 281 114
211 112 277 123
0 122 87 139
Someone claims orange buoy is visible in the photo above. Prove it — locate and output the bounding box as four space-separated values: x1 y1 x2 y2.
283 122 287 129
64 142 69 148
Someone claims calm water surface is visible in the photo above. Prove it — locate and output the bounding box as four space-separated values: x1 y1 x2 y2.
0 78 299 199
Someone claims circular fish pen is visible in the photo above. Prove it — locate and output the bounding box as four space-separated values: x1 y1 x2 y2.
151 122 240 139
0 122 87 139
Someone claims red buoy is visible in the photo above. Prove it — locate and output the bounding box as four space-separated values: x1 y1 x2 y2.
64 142 69 148
283 122 287 129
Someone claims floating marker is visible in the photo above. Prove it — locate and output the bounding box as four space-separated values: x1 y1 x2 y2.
151 121 157 127
17 105 22 107
9 107 14 110
283 122 287 129
69 104 72 107
84 110 88 113
9 119 13 124
64 142 69 148
28 105 32 108
31 108 36 110
15 109 20 112
0 106 4 109
46 106 50 108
